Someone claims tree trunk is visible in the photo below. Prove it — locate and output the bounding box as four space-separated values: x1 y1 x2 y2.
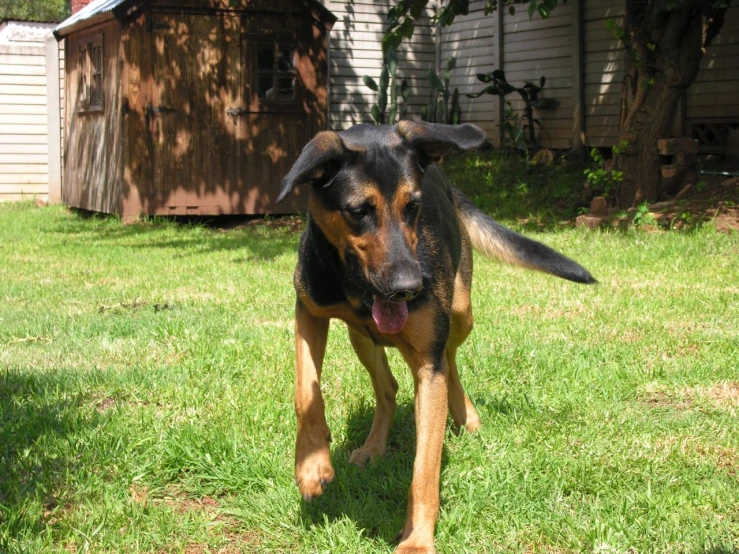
614 0 731 208
615 81 683 207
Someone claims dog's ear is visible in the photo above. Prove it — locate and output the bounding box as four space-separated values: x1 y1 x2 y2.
277 131 345 203
396 121 486 163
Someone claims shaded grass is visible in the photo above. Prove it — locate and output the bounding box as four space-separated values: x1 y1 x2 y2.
1 200 738 553
443 150 588 228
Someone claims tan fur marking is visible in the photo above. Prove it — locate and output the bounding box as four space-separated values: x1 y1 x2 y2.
293 304 334 500
396 351 449 552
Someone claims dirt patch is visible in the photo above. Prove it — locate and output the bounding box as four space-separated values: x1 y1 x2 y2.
130 483 149 506
579 176 739 232
640 381 739 413
96 397 117 413
214 214 305 233
151 488 261 553
653 436 738 477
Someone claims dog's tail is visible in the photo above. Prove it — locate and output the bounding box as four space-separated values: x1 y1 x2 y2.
453 188 596 284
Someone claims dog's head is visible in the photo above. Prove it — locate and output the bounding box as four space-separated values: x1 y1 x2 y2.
278 122 485 332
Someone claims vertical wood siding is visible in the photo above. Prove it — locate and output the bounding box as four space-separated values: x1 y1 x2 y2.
0 44 50 201
327 0 436 130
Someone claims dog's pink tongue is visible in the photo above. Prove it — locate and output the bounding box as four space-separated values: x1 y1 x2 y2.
372 297 408 334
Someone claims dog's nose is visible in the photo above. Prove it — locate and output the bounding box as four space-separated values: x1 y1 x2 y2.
385 275 423 302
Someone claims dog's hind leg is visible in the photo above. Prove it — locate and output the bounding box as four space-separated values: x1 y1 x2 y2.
446 269 481 434
446 343 481 434
347 327 399 468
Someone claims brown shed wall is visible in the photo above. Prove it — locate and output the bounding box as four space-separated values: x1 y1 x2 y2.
62 0 331 217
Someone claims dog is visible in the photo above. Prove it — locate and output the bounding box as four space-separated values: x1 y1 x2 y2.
276 122 595 553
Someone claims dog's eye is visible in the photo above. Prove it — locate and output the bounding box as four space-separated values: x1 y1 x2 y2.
345 203 373 220
405 198 421 220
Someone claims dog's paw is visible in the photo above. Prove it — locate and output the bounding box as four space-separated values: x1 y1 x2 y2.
295 451 334 502
348 444 384 468
394 542 435 554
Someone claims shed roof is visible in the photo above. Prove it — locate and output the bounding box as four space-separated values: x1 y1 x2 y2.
54 0 336 38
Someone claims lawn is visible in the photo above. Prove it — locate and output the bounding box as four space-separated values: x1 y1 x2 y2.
1 170 738 553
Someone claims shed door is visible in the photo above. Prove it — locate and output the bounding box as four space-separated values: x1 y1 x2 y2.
242 30 311 213
147 13 241 215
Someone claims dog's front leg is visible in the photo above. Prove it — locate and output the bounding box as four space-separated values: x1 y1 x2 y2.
293 301 334 501
396 354 449 554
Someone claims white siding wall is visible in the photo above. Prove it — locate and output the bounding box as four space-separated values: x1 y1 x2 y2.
503 2 574 149
686 4 739 122
583 0 624 147
327 0 437 130
440 0 497 138
0 43 50 201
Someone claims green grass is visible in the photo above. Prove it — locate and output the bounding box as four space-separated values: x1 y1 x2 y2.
443 151 588 226
1 193 738 553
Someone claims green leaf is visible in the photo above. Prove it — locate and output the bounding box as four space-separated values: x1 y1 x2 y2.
362 75 379 92
371 104 383 125
492 69 507 83
528 1 537 20
400 79 409 102
532 97 560 110
428 70 444 91
446 56 456 71
476 72 494 83
540 76 546 89
378 89 388 112
398 17 415 39
379 66 390 92
537 4 550 19
509 6 516 15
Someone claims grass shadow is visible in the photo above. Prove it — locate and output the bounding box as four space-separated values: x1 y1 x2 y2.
300 401 450 547
0 368 91 547
53 209 303 262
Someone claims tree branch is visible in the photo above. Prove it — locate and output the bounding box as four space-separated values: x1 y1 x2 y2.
703 0 732 49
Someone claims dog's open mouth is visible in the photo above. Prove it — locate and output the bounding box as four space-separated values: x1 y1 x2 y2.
372 296 408 334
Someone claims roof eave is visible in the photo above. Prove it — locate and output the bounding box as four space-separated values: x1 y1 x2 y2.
53 10 115 39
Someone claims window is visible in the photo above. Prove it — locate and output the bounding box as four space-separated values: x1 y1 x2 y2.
256 43 296 102
78 34 103 111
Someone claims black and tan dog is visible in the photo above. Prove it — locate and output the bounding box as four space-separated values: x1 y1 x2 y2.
276 122 595 553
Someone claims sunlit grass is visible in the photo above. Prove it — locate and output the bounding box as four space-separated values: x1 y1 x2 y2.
1 197 737 553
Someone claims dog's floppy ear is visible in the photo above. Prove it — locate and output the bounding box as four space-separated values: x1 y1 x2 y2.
396 121 486 162
276 131 345 203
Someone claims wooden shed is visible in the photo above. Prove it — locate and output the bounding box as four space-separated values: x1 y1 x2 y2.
54 0 335 217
